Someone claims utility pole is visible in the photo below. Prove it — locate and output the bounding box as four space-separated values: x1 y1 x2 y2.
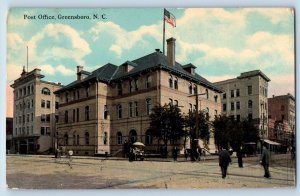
188 90 206 161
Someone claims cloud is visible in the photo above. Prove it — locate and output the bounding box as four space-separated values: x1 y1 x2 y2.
90 21 161 57
6 64 23 84
56 64 74 76
268 74 295 97
28 23 91 65
7 33 24 48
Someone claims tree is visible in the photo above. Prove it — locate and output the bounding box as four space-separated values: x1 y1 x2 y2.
213 115 260 152
149 104 185 156
184 110 210 161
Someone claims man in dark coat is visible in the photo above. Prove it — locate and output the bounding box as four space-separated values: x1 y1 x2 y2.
219 147 232 179
261 143 271 178
237 146 243 168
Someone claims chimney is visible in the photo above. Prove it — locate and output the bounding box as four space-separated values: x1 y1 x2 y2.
77 65 83 81
166 37 176 66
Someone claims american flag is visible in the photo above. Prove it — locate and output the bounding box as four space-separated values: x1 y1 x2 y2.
164 9 176 27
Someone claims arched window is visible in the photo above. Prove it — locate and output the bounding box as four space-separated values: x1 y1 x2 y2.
103 132 108 145
145 129 153 145
129 129 137 143
169 76 173 88
189 83 193 94
117 132 123 145
248 100 253 109
64 133 68 145
41 87 51 95
117 104 122 119
73 133 76 145
174 77 178 90
146 99 152 115
85 132 89 145
193 85 197 95
85 106 90 121
77 134 80 145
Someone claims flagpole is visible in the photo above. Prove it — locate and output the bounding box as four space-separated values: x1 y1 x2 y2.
163 8 166 55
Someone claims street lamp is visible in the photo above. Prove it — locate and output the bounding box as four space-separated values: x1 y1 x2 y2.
188 91 207 161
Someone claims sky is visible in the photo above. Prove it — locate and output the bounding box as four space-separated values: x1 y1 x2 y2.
6 8 295 117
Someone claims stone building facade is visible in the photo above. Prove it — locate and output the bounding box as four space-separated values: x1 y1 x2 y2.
214 70 270 139
55 38 222 156
11 68 61 154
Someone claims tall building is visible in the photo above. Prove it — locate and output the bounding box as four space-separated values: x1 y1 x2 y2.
11 67 62 154
268 94 295 145
55 38 222 156
214 70 270 139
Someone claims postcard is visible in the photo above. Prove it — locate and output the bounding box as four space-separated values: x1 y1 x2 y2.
6 8 295 189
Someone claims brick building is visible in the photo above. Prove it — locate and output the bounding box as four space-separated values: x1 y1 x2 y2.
54 38 222 156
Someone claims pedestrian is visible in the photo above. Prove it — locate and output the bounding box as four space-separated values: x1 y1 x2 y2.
196 147 201 161
237 146 243 168
260 143 271 178
219 147 232 179
173 146 178 161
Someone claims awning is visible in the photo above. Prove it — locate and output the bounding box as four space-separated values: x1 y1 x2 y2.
263 139 281 146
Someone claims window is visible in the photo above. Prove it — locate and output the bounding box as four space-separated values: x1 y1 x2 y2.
215 110 218 116
65 111 68 123
117 132 122 145
76 108 79 122
27 114 29 122
27 102 30 109
77 134 80 145
103 132 108 145
46 114 50 122
189 84 192 94
64 134 69 145
23 115 25 123
223 103 227 112
85 132 90 145
236 101 240 110
282 115 285 120
104 105 108 119
206 107 209 119
86 86 89 97
55 115 59 123
27 86 30 95
41 100 45 108
169 77 173 88
206 89 209 99
73 109 76 122
66 92 69 103
146 99 152 115
231 90 234 98
145 130 153 145
237 115 240 122
248 85 252 95
55 102 59 109
281 105 285 111
214 95 218 103
41 114 46 122
31 85 34 94
46 101 50 109
134 102 138 117
117 83 122 95
174 78 178 90
117 104 122 119
248 113 253 121
265 88 268 97
129 102 133 117
248 100 253 109
73 91 76 101
129 129 137 143
193 85 197 95
189 103 193 112
41 88 51 95
77 90 80 99
85 106 90 121
145 75 151 89
236 89 240 97
129 79 138 92
31 100 34 108
31 113 33 121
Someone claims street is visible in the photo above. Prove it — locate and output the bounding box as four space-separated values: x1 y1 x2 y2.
6 154 295 189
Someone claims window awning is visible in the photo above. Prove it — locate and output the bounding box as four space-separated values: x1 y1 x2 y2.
263 139 281 146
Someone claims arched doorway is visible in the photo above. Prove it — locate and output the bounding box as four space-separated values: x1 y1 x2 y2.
129 129 137 143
